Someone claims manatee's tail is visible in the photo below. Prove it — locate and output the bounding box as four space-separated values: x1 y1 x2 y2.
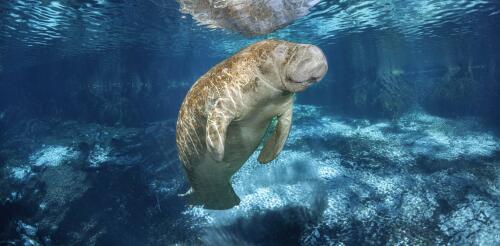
183 183 240 210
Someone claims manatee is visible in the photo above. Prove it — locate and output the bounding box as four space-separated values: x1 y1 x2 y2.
177 0 320 36
176 39 328 209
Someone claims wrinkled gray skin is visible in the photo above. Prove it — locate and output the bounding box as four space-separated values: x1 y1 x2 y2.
176 40 327 209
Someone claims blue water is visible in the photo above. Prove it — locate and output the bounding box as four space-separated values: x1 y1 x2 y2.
1 0 499 245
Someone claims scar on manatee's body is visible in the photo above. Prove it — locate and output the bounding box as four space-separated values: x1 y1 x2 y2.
176 39 327 209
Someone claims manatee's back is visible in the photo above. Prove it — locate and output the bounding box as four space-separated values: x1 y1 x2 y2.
176 50 243 168
175 79 209 171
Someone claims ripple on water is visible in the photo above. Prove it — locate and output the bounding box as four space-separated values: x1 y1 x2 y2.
0 0 498 58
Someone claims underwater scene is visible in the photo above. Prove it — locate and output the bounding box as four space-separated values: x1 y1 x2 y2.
1 0 500 245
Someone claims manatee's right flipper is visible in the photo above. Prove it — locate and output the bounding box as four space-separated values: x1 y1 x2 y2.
258 105 293 164
206 98 237 162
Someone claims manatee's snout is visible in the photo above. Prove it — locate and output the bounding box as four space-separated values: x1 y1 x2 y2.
306 45 328 82
284 44 328 92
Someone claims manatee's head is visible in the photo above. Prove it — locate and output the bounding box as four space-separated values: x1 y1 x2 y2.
282 43 328 92
255 40 327 93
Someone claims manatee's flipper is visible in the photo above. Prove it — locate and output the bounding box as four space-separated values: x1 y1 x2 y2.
258 105 293 164
187 183 241 210
206 98 237 162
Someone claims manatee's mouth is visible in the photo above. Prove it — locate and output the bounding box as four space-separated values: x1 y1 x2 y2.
282 75 320 92
288 76 319 84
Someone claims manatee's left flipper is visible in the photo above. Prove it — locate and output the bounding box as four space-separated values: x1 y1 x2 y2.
206 98 237 162
258 105 293 164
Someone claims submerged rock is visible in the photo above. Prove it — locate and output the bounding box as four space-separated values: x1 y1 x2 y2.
177 0 319 36
439 196 499 245
30 146 78 167
0 118 190 244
